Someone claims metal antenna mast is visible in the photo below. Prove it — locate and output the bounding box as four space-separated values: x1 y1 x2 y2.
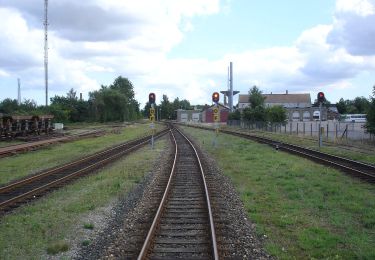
17 78 21 105
44 0 49 106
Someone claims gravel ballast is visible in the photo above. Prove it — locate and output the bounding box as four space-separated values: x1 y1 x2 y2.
72 130 272 259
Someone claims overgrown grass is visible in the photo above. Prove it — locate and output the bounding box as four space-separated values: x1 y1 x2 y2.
223 125 375 164
181 126 375 259
0 139 166 259
0 122 164 185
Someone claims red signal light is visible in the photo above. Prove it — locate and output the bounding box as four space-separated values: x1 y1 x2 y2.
212 92 220 103
149 93 156 104
317 92 325 103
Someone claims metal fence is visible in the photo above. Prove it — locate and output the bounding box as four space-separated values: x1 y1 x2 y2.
227 120 375 144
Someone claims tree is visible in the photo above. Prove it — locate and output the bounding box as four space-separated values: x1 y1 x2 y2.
336 98 347 114
353 97 370 113
266 105 287 123
228 109 241 120
243 106 266 122
0 98 18 114
248 86 265 109
88 76 140 122
365 86 375 134
160 94 173 120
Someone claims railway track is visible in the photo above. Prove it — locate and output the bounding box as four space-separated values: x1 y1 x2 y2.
0 128 169 214
138 127 218 259
181 124 375 183
0 130 105 158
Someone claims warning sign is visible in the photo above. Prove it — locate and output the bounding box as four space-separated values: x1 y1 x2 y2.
213 105 220 122
149 108 155 122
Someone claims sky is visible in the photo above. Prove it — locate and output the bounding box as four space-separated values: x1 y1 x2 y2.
0 0 374 107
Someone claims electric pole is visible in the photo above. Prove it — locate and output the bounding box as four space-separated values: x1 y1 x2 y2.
44 0 49 106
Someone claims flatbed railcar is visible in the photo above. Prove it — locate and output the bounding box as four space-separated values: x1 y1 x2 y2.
0 114 54 139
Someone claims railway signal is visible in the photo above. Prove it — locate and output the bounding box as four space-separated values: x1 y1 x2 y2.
212 92 219 104
317 92 325 147
148 93 156 149
149 93 156 104
317 92 325 103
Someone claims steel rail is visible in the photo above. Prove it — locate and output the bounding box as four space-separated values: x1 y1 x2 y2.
179 124 375 183
137 127 219 260
0 129 169 211
0 130 166 193
176 127 219 260
137 129 177 260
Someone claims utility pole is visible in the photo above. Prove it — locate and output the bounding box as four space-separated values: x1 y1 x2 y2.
229 62 233 112
17 78 21 105
44 0 49 106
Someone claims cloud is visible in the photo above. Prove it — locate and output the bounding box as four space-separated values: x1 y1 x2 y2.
328 0 375 56
0 0 374 106
0 8 43 71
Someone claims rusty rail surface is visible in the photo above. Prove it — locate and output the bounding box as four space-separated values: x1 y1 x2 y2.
0 128 169 213
138 127 219 259
180 123 375 183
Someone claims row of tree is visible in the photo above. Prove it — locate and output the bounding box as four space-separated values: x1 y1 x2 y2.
0 76 141 123
142 95 194 120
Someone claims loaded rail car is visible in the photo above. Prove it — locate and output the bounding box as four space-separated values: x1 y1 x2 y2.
0 114 54 139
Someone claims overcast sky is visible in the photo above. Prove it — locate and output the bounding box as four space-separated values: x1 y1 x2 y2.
0 0 374 106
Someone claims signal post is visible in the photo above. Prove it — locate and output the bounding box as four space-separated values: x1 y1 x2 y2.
317 92 325 148
149 93 156 149
212 92 220 147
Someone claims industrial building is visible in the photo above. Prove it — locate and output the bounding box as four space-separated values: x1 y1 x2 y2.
238 91 328 121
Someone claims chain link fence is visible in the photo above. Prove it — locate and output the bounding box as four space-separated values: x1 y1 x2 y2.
227 120 375 144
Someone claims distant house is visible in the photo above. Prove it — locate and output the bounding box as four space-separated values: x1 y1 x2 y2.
176 109 202 123
238 91 328 121
202 104 229 123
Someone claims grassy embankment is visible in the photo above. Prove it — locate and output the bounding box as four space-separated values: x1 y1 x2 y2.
0 122 164 185
181 126 375 259
221 125 375 165
0 138 167 259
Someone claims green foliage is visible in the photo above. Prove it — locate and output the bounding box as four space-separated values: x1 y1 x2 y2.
243 106 266 122
243 86 287 123
83 223 94 229
228 110 241 120
248 86 265 109
365 86 375 134
266 105 287 123
336 96 370 114
0 76 140 123
142 95 192 120
89 76 140 122
46 241 69 255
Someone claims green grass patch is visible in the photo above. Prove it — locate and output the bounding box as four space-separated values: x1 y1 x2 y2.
83 223 94 230
0 122 164 185
181 126 375 259
223 125 375 164
46 240 69 255
0 139 166 259
81 240 90 247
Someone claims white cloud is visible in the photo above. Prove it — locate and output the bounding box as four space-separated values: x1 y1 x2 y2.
0 0 374 106
336 0 374 16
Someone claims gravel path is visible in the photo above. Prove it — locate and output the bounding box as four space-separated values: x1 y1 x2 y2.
71 130 273 259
